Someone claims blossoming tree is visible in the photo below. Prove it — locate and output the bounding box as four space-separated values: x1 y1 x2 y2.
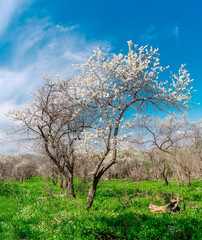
7 41 194 207
75 41 194 207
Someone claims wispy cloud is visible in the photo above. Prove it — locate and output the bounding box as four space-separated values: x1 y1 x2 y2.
0 101 24 154
0 7 111 154
140 23 180 44
140 25 159 43
174 25 179 39
170 23 180 40
56 24 80 32
0 0 32 36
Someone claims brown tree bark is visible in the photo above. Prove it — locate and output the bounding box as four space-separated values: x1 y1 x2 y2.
51 173 58 186
163 175 169 186
185 174 191 187
59 173 68 194
59 174 64 189
85 99 137 208
67 171 76 198
62 174 68 193
86 176 99 208
162 168 169 186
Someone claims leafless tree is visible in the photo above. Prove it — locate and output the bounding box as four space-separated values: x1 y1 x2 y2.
137 115 202 187
7 77 92 197
145 148 171 185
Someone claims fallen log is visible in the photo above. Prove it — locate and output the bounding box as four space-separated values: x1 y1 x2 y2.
149 191 180 213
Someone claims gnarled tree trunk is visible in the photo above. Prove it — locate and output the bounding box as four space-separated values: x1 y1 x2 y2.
67 171 76 198
162 168 169 186
86 176 99 208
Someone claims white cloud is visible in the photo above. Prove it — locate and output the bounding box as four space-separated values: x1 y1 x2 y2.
0 17 111 154
174 26 179 38
56 24 79 32
0 0 31 36
47 41 57 50
0 101 26 154
0 19 111 101
171 23 180 40
0 142 20 155
0 68 33 102
140 23 180 44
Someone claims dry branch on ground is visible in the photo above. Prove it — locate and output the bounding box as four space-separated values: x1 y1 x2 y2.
149 191 180 213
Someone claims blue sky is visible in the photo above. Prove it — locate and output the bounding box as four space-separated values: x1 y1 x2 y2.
0 0 201 154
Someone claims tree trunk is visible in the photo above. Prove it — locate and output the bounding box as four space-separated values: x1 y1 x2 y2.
85 177 99 208
59 174 64 189
67 172 76 198
21 175 24 182
184 167 191 187
62 175 68 193
162 169 169 186
163 174 169 186
59 173 68 193
51 173 58 186
163 175 168 186
185 174 191 187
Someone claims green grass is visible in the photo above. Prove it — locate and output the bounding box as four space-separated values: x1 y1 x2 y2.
0 177 201 239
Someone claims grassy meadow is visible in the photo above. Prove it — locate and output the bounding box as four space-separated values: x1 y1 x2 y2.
0 177 201 239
